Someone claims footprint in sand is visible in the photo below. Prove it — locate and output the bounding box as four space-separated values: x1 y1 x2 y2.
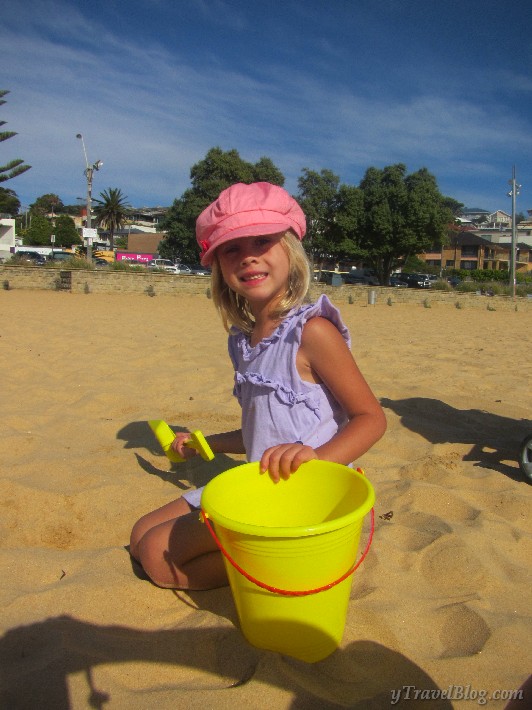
435 602 491 657
419 534 486 596
388 511 452 552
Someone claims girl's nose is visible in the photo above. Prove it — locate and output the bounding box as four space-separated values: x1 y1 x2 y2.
240 254 254 264
240 249 258 265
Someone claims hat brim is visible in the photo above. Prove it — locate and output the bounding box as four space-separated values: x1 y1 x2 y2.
200 222 296 266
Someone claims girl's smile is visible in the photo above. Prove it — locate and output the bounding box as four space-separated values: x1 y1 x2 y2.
218 233 290 306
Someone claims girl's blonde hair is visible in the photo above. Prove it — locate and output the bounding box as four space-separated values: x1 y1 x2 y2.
210 230 311 333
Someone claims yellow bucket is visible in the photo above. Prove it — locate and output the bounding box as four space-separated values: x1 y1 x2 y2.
200 460 375 662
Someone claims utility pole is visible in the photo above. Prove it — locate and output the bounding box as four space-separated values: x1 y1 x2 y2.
76 134 103 263
507 166 521 299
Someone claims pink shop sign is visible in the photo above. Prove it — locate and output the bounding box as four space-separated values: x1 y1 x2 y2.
116 252 153 264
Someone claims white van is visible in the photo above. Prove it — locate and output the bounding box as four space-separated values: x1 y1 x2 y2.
148 259 179 273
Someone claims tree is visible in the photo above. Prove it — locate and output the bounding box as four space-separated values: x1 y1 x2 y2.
93 188 130 251
297 168 340 268
30 193 63 217
54 214 81 248
159 147 285 262
0 186 20 216
24 214 53 246
358 164 453 284
0 90 31 183
297 169 363 268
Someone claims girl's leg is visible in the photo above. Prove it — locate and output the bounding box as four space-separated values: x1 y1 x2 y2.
130 496 192 560
136 511 227 590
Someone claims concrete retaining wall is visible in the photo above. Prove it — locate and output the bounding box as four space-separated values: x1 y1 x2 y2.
1 265 530 311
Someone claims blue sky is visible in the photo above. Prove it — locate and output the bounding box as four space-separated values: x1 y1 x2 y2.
2 0 531 215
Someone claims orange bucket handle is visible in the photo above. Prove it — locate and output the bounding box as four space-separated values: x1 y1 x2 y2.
201 504 374 597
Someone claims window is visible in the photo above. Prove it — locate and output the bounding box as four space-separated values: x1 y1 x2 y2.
461 246 478 257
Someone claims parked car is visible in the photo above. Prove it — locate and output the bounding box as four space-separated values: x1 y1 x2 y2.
447 276 462 287
48 251 77 263
15 251 46 265
185 264 210 276
148 259 179 273
317 270 345 286
389 274 408 287
342 268 380 286
399 273 431 289
344 268 380 286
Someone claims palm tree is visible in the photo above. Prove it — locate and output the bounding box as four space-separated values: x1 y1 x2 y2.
93 187 130 250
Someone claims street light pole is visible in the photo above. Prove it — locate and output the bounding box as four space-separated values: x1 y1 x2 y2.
507 166 521 300
76 134 103 263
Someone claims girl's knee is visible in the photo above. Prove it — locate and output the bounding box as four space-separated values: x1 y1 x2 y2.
136 529 185 588
129 515 150 560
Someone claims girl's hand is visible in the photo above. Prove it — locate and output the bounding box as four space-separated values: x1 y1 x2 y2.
170 432 198 460
260 442 318 483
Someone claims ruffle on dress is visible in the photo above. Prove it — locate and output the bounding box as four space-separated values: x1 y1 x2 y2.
231 294 350 363
234 370 321 415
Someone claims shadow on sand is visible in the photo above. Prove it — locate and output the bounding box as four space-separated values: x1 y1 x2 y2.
116 420 242 490
0 612 453 709
381 397 531 481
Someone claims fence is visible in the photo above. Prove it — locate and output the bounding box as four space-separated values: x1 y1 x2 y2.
1 265 530 311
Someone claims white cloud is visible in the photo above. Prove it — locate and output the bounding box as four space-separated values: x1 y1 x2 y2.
2 0 531 212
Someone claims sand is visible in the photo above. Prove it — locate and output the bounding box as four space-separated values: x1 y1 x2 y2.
0 289 530 709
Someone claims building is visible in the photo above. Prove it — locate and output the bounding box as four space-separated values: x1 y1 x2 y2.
0 216 16 261
421 229 531 274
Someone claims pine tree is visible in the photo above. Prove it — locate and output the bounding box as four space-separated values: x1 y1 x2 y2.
0 90 31 183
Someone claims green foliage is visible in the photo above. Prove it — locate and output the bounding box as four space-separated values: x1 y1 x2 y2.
24 214 53 245
516 282 532 296
159 147 285 262
454 280 481 293
0 90 31 183
359 164 454 284
109 260 146 272
468 268 509 282
297 169 363 266
30 194 63 217
403 255 430 273
44 256 88 269
93 187 131 250
430 279 452 291
0 186 20 215
54 214 82 247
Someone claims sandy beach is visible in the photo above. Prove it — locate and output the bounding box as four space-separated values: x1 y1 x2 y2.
1 289 530 709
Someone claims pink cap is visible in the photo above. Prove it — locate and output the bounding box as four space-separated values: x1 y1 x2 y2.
196 182 306 266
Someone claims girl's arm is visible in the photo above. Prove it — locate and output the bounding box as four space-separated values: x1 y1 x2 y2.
171 429 245 459
260 316 387 481
207 429 245 455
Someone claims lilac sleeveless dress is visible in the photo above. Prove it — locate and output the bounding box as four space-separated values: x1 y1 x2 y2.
182 295 350 508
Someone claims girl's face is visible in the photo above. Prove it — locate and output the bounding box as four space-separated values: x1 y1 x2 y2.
216 233 290 310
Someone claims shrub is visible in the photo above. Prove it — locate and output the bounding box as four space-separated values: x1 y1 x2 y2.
455 280 480 293
430 279 452 291
44 257 88 270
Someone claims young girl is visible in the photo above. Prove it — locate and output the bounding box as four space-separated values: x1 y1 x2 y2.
130 182 386 590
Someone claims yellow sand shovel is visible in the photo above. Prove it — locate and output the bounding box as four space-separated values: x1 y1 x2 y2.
148 420 214 463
